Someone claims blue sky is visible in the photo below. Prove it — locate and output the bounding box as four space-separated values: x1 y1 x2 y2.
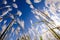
0 0 45 40
0 0 60 40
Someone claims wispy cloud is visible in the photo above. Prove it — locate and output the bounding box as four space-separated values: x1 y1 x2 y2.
28 24 42 40
26 0 34 9
13 0 16 2
30 19 33 24
1 8 12 16
34 0 41 3
51 15 60 26
5 5 11 8
3 0 7 5
4 20 7 24
12 3 18 8
17 18 24 29
30 4 34 9
45 0 60 7
45 0 60 16
2 10 9 16
35 15 40 20
17 10 22 17
45 0 60 26
26 0 32 5
9 13 14 19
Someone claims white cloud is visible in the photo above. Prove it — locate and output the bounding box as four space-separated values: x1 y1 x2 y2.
44 0 60 27
26 0 35 9
3 0 7 5
45 0 60 16
56 2 60 9
26 0 32 4
28 26 41 40
51 15 60 26
5 5 11 8
2 11 9 16
30 19 33 24
17 27 20 30
13 0 16 2
12 3 18 8
17 10 22 17
35 15 40 20
17 18 24 29
45 0 60 7
56 3 60 13
34 0 41 3
1 8 12 16
30 4 34 9
4 20 7 24
49 4 56 16
29 29 35 37
42 29 47 33
9 13 14 19
57 9 60 13
20 21 24 29
8 8 12 11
